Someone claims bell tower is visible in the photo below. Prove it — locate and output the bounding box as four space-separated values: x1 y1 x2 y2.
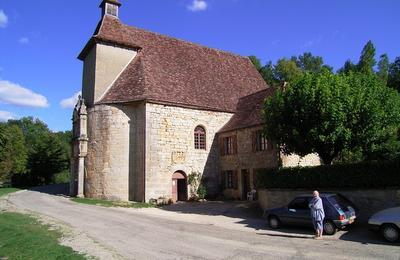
100 0 121 18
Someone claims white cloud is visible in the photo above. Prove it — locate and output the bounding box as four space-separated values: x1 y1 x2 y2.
60 91 81 109
19 37 29 44
0 110 16 122
187 0 208 12
0 10 8 28
0 80 49 108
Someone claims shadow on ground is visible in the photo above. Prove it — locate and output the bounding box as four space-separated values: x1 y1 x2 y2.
337 225 400 246
160 200 268 231
20 186 400 246
160 201 263 219
28 183 70 197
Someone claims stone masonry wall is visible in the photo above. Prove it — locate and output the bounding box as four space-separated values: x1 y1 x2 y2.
85 104 133 201
219 126 279 200
145 103 233 202
281 153 321 168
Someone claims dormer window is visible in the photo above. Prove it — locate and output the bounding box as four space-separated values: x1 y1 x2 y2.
106 3 118 17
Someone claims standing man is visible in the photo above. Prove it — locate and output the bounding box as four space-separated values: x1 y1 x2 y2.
309 190 325 239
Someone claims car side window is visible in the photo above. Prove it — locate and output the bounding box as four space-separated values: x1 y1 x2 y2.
288 198 309 210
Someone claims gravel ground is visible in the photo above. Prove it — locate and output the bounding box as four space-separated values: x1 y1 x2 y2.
2 187 399 260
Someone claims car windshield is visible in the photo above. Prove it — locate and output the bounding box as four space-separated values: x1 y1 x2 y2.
328 195 352 211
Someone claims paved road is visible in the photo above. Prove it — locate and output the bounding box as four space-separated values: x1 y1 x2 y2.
6 189 400 260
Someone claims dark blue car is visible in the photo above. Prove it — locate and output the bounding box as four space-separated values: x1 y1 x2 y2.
264 193 358 235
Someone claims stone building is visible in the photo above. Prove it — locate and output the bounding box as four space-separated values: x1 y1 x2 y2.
218 88 320 200
70 0 319 202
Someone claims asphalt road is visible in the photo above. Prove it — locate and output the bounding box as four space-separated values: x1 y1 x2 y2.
6 189 400 260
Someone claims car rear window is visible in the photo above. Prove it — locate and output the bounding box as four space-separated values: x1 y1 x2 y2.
327 195 352 211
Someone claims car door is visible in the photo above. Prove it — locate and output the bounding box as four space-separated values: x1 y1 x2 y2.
285 197 312 226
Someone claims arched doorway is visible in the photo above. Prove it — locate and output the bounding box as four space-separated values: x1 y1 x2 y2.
172 171 187 202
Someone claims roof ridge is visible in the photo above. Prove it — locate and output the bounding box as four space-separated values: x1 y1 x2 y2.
119 20 249 61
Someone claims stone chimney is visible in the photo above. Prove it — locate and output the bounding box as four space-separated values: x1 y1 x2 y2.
99 0 121 18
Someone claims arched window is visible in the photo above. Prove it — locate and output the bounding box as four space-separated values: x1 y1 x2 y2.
194 126 206 150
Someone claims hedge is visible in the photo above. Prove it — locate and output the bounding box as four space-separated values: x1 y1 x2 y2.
256 159 400 189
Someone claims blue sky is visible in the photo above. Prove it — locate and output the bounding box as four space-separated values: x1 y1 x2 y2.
0 0 399 131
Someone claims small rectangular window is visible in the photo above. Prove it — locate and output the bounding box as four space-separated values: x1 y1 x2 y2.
221 136 236 156
222 170 237 189
106 4 118 16
253 131 270 152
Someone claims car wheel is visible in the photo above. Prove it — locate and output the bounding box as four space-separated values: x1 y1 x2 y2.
268 215 281 229
323 220 337 235
381 224 399 242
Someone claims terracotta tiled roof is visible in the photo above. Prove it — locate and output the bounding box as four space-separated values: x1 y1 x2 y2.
79 16 267 112
218 87 276 133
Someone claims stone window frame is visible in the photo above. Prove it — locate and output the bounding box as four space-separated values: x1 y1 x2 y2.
194 125 206 150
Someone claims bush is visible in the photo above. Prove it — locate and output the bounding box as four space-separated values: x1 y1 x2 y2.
197 184 207 200
53 171 70 184
256 159 400 189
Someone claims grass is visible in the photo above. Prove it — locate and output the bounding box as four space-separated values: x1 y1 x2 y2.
0 212 86 260
71 197 156 208
0 188 20 197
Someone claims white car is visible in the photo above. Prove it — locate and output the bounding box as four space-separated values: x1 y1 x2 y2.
368 207 400 242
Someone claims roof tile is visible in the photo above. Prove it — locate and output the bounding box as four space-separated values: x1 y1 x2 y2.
81 16 267 112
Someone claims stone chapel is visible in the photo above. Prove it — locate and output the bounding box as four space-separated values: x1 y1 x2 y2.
70 0 319 203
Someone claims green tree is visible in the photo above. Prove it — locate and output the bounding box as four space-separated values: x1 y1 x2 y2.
274 58 302 83
0 124 27 182
377 54 389 84
357 40 376 74
248 55 262 71
28 134 69 185
8 117 50 155
293 52 325 73
338 60 357 74
7 117 71 186
260 61 278 86
264 71 400 165
388 57 400 91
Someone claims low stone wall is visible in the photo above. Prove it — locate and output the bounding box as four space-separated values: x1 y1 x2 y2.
258 188 400 223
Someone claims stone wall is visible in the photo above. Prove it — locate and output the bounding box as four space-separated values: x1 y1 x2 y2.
145 103 233 202
219 126 279 200
85 104 144 201
258 189 400 223
281 153 321 168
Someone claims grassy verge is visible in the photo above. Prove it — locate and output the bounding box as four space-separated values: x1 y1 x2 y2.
71 197 156 208
0 188 20 197
0 212 85 259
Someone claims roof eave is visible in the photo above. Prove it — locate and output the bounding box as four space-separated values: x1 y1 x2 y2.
96 98 236 114
218 123 264 134
78 37 141 61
